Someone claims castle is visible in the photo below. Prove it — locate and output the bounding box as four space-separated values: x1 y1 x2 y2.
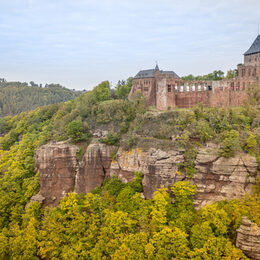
129 34 260 109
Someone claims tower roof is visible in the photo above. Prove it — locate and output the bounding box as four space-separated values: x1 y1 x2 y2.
244 34 260 56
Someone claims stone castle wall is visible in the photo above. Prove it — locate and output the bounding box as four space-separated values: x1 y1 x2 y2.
131 75 256 110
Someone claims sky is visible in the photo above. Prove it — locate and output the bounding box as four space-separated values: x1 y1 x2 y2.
0 0 260 90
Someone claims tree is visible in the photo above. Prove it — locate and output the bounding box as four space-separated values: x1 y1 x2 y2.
92 81 111 103
219 130 240 157
116 77 132 100
66 120 87 143
225 69 238 79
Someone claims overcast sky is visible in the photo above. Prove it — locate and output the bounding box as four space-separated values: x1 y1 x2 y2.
0 0 260 90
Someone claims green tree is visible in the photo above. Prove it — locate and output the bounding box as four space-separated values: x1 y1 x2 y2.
219 130 240 157
225 69 238 79
92 81 111 103
116 77 132 100
66 120 87 143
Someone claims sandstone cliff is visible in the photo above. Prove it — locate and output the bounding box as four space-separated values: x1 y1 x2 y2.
236 217 260 260
35 141 258 209
35 141 112 207
35 141 79 207
193 144 258 208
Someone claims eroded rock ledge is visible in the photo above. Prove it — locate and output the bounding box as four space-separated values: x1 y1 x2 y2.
236 217 260 260
34 141 258 210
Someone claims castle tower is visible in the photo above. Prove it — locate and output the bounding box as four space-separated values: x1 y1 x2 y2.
244 34 260 66
238 34 260 80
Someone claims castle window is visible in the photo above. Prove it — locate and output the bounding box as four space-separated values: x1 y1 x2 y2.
180 86 184 92
253 68 256 76
230 82 234 91
204 84 207 91
192 85 195 91
242 69 245 77
144 87 149 92
186 86 190 92
236 82 240 91
175 86 178 92
208 85 212 91
168 85 171 92
198 84 201 91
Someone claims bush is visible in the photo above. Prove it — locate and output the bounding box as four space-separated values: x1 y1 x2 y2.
76 147 84 161
219 130 240 157
178 148 198 177
66 120 87 143
103 175 126 196
99 132 119 146
194 120 214 143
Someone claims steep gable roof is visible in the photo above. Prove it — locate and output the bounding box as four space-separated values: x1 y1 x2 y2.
244 34 260 56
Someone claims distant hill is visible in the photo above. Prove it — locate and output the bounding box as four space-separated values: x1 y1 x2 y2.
0 79 82 116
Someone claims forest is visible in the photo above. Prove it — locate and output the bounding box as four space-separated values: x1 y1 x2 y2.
0 80 81 117
0 80 259 259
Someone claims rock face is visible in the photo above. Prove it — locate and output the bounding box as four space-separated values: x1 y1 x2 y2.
236 217 260 259
35 141 113 207
110 147 185 198
36 141 79 207
193 144 258 208
75 143 112 194
35 141 258 208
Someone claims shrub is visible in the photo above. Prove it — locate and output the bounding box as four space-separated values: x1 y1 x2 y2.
66 120 87 143
103 175 125 196
99 132 119 146
194 120 214 143
219 130 240 157
76 147 84 161
181 148 198 177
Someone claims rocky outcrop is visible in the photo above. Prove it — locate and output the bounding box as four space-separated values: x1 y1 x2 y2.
75 142 112 194
193 144 258 208
35 141 113 207
35 141 258 208
35 141 79 207
236 217 260 259
110 147 185 198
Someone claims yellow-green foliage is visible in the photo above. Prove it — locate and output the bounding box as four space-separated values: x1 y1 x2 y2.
1 178 257 259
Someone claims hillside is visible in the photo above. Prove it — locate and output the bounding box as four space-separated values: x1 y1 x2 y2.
0 80 259 259
0 80 81 116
